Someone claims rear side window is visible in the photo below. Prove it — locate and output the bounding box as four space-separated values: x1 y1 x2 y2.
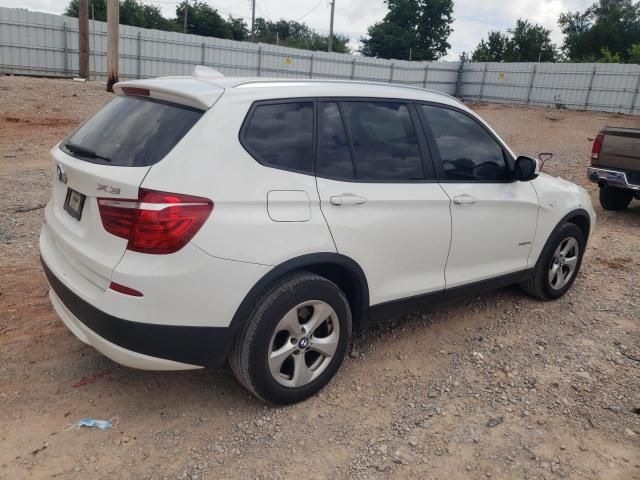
242 102 314 173
62 96 203 167
318 102 355 179
421 105 509 181
319 101 425 181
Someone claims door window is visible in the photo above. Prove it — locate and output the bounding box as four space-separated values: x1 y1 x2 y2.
421 105 510 182
317 102 355 179
318 101 426 181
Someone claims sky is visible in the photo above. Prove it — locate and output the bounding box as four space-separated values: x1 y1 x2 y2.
0 0 594 59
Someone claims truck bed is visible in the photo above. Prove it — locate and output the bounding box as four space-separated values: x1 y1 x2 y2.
594 126 640 173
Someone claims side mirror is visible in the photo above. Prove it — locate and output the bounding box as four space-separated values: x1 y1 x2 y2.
514 156 539 181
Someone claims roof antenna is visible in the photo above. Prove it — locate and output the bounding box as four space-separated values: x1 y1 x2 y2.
193 66 224 78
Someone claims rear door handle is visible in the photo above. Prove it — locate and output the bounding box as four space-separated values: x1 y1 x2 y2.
330 194 368 206
453 194 478 205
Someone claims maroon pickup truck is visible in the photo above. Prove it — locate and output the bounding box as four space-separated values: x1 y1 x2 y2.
588 127 640 210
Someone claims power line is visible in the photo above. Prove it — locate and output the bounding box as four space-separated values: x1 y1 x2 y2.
261 0 271 20
295 0 325 22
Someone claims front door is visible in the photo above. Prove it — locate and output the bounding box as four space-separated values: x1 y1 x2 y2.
418 104 539 288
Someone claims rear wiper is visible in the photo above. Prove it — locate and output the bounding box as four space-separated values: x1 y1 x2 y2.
65 142 111 162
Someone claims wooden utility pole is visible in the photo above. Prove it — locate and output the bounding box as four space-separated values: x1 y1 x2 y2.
183 0 188 33
328 0 335 52
250 0 256 42
106 0 119 92
78 0 89 78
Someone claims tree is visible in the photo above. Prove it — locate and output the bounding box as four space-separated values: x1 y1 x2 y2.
359 0 453 61
471 20 557 62
598 46 623 61
65 0 175 30
254 18 350 53
63 0 348 54
65 0 106 21
471 31 511 61
509 19 557 61
227 16 249 41
629 43 640 61
176 1 233 37
559 0 640 62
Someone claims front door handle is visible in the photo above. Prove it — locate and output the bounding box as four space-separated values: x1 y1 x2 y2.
453 194 478 205
330 194 368 206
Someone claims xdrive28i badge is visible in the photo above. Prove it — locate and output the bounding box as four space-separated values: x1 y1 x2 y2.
56 164 67 184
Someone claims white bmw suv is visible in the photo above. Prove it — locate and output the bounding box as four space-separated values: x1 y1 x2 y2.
40 68 595 404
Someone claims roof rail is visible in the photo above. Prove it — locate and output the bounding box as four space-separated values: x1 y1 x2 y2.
233 78 464 104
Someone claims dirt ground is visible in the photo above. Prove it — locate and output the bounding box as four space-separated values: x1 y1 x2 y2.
0 75 639 480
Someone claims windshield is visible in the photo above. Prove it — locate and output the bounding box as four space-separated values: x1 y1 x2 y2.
61 96 203 167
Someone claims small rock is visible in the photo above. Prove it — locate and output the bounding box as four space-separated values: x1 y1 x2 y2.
349 351 359 359
624 428 636 437
486 417 504 428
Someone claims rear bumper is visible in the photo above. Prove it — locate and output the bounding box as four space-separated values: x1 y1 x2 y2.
588 167 640 191
42 257 235 368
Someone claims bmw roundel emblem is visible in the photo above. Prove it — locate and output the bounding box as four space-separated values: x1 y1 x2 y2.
298 337 309 349
56 164 68 184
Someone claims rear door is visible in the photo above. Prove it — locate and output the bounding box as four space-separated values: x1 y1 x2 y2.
418 104 539 288
315 100 451 306
46 94 203 288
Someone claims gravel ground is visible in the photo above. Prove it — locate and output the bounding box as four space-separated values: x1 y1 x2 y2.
0 75 639 480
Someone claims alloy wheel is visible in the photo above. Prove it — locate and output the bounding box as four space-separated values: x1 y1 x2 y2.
267 300 340 388
548 237 579 290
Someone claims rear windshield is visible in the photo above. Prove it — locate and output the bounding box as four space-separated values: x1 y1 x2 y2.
61 96 203 167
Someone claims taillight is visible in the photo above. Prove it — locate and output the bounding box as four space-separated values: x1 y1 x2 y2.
591 134 604 161
97 189 213 254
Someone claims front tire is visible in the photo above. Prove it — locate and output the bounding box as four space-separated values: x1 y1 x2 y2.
520 223 585 300
599 185 633 211
229 272 352 405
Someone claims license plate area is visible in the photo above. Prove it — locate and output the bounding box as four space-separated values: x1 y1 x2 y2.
64 188 86 221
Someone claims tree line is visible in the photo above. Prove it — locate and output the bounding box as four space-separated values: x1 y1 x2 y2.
64 0 640 63
64 0 350 53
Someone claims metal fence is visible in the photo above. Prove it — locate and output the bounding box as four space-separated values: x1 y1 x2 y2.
2 7 640 115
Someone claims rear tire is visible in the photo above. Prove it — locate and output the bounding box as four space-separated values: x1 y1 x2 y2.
229 272 351 405
520 223 585 300
599 185 633 211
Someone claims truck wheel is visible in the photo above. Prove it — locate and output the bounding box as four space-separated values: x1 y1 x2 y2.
229 272 351 405
599 185 633 211
520 223 585 301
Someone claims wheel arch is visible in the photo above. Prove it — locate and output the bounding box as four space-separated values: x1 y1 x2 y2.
563 208 591 242
533 208 591 269
228 253 371 340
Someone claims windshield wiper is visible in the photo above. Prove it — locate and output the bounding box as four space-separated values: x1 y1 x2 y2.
65 142 111 162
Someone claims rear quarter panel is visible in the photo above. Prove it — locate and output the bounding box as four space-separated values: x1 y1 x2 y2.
140 93 336 266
